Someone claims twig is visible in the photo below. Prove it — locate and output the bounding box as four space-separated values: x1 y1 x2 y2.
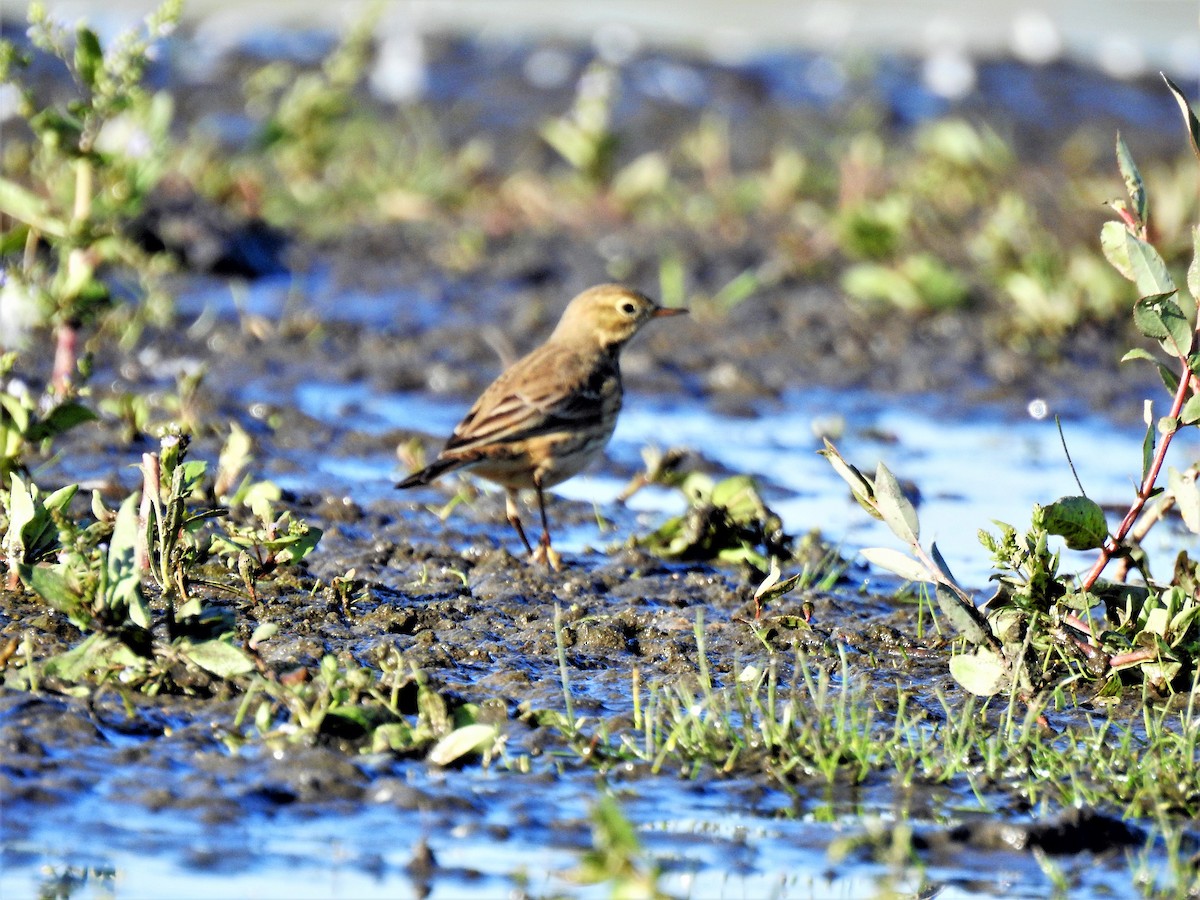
1080 360 1195 592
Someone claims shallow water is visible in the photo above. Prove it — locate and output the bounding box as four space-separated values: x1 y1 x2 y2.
279 376 1200 590
5 10 1199 895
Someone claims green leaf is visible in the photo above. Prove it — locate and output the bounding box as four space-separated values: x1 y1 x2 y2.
1142 419 1156 485
1134 292 1192 358
1163 72 1200 163
42 633 120 682
1121 348 1158 365
1040 496 1109 550
949 647 1007 696
20 563 92 630
371 721 418 754
1121 349 1183 397
1115 132 1147 225
74 25 103 90
1168 467 1200 533
0 392 32 435
753 558 802 605
107 492 149 629
183 639 256 679
1181 394 1200 426
0 177 67 236
711 475 761 522
427 723 498 766
1126 234 1177 298
935 583 992 647
1100 220 1134 281
873 462 919 545
28 401 96 442
859 547 930 583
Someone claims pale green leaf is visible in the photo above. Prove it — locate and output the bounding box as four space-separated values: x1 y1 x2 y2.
818 439 878 517
949 648 1007 696
0 177 67 236
1116 132 1147 224
1126 234 1176 298
1100 220 1134 281
427 723 498 766
873 461 919 545
1169 467 1200 533
183 639 256 679
859 547 930 583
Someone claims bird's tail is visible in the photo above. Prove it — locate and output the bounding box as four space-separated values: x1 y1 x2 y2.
396 456 461 490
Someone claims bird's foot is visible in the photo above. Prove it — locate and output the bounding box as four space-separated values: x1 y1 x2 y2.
530 541 562 572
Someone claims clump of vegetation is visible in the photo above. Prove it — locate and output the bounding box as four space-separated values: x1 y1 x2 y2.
0 0 181 388
233 648 501 765
823 76 1200 699
0 2 333 699
1 431 321 694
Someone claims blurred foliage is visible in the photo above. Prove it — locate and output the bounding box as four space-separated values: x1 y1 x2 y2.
0 0 180 367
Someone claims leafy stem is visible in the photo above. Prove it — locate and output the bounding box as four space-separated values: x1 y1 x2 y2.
1079 354 1196 594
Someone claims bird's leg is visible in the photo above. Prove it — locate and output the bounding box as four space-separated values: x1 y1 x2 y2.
529 479 562 571
505 489 535 555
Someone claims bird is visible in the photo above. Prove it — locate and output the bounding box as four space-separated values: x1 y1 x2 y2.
397 284 687 570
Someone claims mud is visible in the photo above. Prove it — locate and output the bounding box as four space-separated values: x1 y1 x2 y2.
0 27 1189 898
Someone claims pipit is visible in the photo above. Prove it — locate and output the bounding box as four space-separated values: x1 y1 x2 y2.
397 283 686 569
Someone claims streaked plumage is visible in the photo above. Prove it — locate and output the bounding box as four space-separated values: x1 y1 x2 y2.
397 284 686 569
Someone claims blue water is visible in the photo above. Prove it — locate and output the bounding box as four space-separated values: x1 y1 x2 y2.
275 378 1200 590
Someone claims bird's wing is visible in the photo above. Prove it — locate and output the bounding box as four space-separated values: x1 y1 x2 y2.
442 344 616 454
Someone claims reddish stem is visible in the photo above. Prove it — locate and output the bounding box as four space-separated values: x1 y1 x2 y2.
1080 359 1196 593
51 322 78 394
1108 647 1160 669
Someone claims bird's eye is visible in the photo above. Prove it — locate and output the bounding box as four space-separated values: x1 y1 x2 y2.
620 302 638 315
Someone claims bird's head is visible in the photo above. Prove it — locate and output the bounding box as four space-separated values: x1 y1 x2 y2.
551 284 687 350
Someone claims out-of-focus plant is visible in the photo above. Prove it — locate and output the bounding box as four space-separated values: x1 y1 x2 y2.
224 8 487 236
834 117 1131 331
822 77 1200 698
569 795 666 899
541 61 620 186
0 351 95 489
0 0 181 389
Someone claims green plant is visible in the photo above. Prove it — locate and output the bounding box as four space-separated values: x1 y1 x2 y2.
628 465 791 569
0 352 95 489
540 61 620 186
822 76 1200 697
570 795 666 899
0 0 180 389
235 649 500 763
1 429 326 695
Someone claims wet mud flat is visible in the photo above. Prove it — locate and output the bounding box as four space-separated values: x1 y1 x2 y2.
2 25 1197 900
2 295 1183 898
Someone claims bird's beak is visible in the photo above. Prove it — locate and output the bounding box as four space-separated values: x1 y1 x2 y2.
652 306 688 318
